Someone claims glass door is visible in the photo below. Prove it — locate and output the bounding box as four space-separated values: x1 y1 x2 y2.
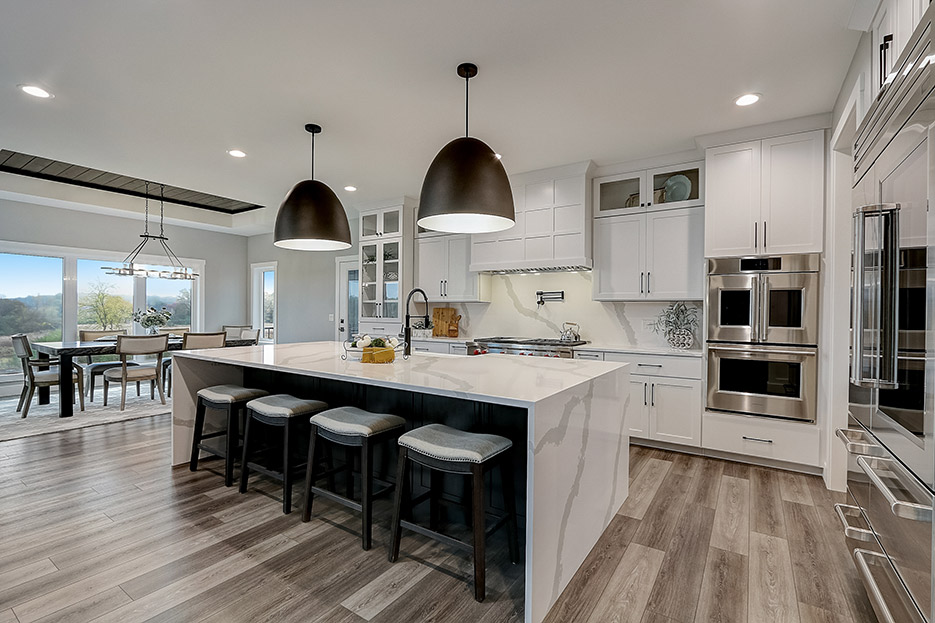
360 242 379 319
647 162 704 210
381 208 401 237
361 213 379 240
596 172 645 216
381 240 400 320
760 272 819 346
707 274 758 343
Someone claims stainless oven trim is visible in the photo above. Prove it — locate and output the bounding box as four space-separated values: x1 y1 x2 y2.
760 271 820 346
706 343 818 422
706 273 759 343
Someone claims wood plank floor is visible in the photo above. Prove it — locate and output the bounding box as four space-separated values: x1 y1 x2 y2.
0 413 878 623
545 445 879 623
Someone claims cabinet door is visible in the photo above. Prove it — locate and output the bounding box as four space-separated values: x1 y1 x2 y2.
593 214 645 300
646 162 704 211
628 377 650 438
705 141 760 257
380 207 402 237
380 240 401 321
445 235 474 301
649 378 702 446
360 242 380 320
761 130 824 254
416 237 446 300
594 171 646 217
873 1 896 95
645 207 705 300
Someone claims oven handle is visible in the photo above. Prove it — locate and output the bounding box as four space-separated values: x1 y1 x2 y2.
707 345 817 358
752 274 760 343
856 455 933 522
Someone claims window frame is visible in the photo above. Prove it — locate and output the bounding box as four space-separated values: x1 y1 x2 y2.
250 261 277 343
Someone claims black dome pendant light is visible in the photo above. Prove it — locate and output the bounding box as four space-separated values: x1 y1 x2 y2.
274 123 352 251
417 63 514 234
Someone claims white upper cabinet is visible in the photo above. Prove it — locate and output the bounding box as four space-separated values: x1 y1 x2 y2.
871 0 930 99
470 161 594 272
417 234 490 303
594 161 704 218
360 205 402 241
593 207 704 301
705 130 824 257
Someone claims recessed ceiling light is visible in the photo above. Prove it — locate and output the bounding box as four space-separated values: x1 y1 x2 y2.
735 93 760 106
19 84 52 99
227 149 246 158
344 186 357 192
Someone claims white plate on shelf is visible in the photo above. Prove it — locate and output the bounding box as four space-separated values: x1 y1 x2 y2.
664 174 691 202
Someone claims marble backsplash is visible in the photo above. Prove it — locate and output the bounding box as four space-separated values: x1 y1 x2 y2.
432 271 702 349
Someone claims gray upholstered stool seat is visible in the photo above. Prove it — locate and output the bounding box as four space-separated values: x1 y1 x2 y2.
247 394 329 418
240 394 329 514
197 384 268 404
311 406 406 437
398 423 512 464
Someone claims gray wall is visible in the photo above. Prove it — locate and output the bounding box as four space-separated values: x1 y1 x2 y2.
247 219 359 344
0 197 249 330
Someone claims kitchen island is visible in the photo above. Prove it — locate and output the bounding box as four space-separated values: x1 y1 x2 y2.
171 341 630 623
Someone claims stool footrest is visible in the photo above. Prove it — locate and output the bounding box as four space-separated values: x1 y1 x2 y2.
310 486 364 513
246 461 306 482
399 520 472 553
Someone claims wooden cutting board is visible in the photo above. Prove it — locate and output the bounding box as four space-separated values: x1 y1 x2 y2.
432 307 459 338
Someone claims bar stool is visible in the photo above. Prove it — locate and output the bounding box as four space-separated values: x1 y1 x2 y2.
190 384 269 486
239 394 329 514
389 423 520 602
301 406 406 550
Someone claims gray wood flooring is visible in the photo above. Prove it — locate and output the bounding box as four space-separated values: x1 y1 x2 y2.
0 412 877 623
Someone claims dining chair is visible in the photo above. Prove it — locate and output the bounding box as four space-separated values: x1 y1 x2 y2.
102 334 169 411
79 329 142 401
163 331 227 397
223 325 253 339
158 326 191 336
11 334 85 418
240 328 261 345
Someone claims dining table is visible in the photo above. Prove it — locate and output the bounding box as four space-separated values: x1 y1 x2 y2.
31 337 258 417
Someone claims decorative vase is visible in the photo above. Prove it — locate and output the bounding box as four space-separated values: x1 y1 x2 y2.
147 326 159 335
667 329 693 350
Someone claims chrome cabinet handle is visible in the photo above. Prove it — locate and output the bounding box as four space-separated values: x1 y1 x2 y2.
647 272 651 294
414 347 429 352
636 363 663 368
754 221 758 251
651 383 655 407
742 435 773 444
576 353 601 360
833 504 875 541
879 206 900 388
851 208 867 385
857 455 933 522
854 549 924 623
371 327 386 331
640 272 644 294
707 344 816 357
763 220 767 248
835 427 886 457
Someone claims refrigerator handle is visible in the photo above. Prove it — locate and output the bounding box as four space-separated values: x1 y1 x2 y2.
878 205 900 388
850 209 868 386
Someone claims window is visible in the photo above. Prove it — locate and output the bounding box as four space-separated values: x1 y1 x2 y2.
142 264 193 331
0 253 63 373
77 259 134 334
252 262 276 342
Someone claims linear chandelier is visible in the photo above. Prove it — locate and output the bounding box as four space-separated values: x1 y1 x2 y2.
102 182 198 280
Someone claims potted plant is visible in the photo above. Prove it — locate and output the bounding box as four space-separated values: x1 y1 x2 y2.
133 306 172 335
651 302 699 350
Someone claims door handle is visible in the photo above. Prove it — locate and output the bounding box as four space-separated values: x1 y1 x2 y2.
833 504 875 541
857 456 933 521
754 221 758 251
640 272 644 294
636 363 663 368
854 549 923 623
835 427 886 456
742 435 773 444
440 280 443 296
651 383 655 407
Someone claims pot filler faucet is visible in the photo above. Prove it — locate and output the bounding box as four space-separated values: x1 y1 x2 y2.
404 287 433 356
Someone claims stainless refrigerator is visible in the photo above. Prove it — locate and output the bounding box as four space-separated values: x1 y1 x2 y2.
840 5 935 621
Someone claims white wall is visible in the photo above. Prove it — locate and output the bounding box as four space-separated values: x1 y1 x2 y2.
441 272 701 349
0 197 249 330
246 219 359 345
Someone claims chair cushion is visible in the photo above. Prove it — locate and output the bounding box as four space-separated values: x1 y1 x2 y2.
197 384 268 403
398 424 511 464
103 365 159 380
86 361 140 374
33 369 79 383
247 394 329 418
310 406 405 437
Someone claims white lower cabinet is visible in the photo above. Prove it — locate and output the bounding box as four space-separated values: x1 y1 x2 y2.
628 377 650 438
702 411 820 467
449 343 468 355
627 375 701 446
409 340 449 354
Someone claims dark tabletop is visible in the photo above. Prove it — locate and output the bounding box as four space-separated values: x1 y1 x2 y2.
32 339 258 356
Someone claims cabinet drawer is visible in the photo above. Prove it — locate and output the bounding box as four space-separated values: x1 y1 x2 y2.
702 411 820 466
574 350 605 361
449 344 468 356
410 340 449 354
602 352 702 379
358 321 400 337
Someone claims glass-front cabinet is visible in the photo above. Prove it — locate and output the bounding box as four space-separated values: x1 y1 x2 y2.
360 239 401 322
360 206 402 241
594 161 704 217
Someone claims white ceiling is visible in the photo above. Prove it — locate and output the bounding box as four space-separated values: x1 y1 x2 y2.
0 0 861 234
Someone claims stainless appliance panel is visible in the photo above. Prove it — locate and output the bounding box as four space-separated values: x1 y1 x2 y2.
707 273 758 343
859 445 933 619
760 272 820 346
706 343 817 421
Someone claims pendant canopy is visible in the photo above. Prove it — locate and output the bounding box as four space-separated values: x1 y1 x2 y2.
417 63 514 234
274 124 352 251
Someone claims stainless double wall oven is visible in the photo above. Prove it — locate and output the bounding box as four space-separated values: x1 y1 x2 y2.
706 254 820 422
837 4 935 621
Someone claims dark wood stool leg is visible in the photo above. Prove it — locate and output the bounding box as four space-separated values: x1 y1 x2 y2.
389 447 409 563
501 453 520 565
239 411 254 494
361 437 373 550
301 425 319 522
224 403 240 487
471 463 486 602
282 419 293 514
190 398 207 471
430 470 443 530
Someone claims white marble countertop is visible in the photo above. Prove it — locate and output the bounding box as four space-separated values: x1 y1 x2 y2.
573 342 703 358
175 341 625 408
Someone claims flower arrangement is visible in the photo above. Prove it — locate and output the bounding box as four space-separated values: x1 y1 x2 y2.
133 306 172 333
651 301 699 350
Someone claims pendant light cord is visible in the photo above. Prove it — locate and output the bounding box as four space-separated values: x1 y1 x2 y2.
464 73 470 137
310 131 315 179
143 182 150 235
159 184 165 237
